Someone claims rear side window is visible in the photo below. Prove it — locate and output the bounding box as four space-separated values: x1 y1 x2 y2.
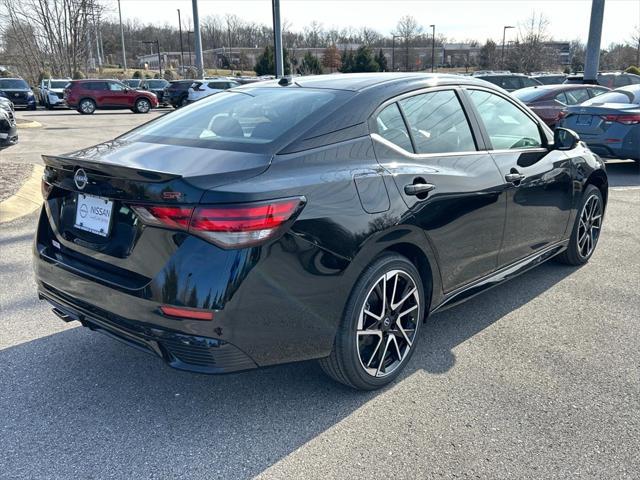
468 89 542 150
87 82 108 91
124 88 340 148
520 77 541 88
554 92 568 104
208 82 227 90
399 90 476 154
375 103 413 152
588 87 608 98
564 88 590 105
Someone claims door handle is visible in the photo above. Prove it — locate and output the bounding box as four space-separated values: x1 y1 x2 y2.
505 172 525 184
404 183 436 196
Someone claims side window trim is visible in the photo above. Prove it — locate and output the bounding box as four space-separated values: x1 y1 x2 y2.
395 101 417 153
459 86 551 151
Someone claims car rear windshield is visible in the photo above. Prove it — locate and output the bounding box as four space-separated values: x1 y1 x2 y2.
122 88 343 150
512 88 547 102
582 90 635 105
0 79 29 89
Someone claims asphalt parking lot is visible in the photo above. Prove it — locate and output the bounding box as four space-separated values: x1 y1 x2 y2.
1 109 639 479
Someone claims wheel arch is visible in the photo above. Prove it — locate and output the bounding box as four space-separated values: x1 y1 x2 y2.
585 169 608 209
348 225 444 318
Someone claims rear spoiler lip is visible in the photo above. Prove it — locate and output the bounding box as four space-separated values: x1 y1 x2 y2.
41 154 182 183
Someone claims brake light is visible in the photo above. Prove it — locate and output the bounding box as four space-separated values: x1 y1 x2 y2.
600 114 640 125
160 305 214 321
131 197 305 248
557 110 567 120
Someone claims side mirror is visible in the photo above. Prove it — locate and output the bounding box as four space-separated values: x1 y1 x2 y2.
553 127 580 151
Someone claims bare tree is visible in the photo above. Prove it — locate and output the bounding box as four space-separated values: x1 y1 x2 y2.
505 12 556 73
0 0 99 81
393 15 423 71
631 25 640 65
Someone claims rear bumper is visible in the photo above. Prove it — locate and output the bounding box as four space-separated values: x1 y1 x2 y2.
38 282 257 373
0 120 18 146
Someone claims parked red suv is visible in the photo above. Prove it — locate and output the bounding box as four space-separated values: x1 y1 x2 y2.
64 79 158 114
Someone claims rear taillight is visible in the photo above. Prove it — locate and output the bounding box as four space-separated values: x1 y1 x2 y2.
131 197 305 248
557 110 568 120
600 114 640 125
160 305 214 321
41 178 53 199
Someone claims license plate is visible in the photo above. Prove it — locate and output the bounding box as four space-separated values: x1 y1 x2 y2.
577 114 592 126
74 193 113 237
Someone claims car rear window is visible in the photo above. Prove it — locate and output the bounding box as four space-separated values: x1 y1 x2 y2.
123 88 343 150
512 88 548 103
583 90 634 105
0 79 29 89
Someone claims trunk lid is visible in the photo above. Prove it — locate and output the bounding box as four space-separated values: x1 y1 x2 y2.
41 140 271 283
563 103 639 136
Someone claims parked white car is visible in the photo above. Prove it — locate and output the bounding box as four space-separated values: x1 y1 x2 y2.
187 78 240 103
40 78 70 109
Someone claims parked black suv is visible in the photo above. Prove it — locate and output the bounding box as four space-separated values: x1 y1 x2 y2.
0 78 37 110
164 80 195 108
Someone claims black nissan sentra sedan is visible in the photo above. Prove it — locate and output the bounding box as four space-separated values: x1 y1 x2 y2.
35 73 608 390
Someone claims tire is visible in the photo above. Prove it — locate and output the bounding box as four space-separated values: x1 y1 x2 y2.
78 98 96 115
134 98 151 114
555 184 603 265
319 253 426 390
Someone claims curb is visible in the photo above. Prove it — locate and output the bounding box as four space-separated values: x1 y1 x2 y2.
0 164 44 223
16 119 42 129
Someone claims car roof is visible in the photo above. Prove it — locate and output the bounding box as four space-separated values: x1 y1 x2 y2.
252 72 489 92
474 73 529 77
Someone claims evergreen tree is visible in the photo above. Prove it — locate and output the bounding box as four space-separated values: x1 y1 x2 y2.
353 46 379 72
254 45 291 76
339 49 355 73
297 51 323 75
375 49 388 72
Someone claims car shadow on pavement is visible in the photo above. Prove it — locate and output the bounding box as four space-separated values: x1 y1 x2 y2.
0 259 576 478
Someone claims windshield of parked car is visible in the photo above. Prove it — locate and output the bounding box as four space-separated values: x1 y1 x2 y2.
0 79 29 89
512 88 548 103
582 87 639 105
49 81 69 89
123 88 344 149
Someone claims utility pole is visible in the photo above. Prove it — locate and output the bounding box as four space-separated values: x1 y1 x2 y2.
143 40 162 77
188 31 193 70
191 0 204 78
430 24 436 72
117 0 127 71
272 0 284 77
584 0 606 84
501 25 514 67
177 9 185 74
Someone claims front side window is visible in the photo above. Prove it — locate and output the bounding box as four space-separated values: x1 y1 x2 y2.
399 90 476 154
109 82 126 91
375 103 413 152
468 89 543 150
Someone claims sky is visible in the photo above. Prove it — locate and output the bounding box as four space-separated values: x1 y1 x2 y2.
112 0 640 46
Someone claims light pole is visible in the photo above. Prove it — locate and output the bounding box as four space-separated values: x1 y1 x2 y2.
584 0 606 84
272 0 284 77
430 24 436 72
177 9 185 74
391 35 403 71
501 25 514 67
143 40 162 77
117 0 127 71
187 31 193 70
191 0 204 78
